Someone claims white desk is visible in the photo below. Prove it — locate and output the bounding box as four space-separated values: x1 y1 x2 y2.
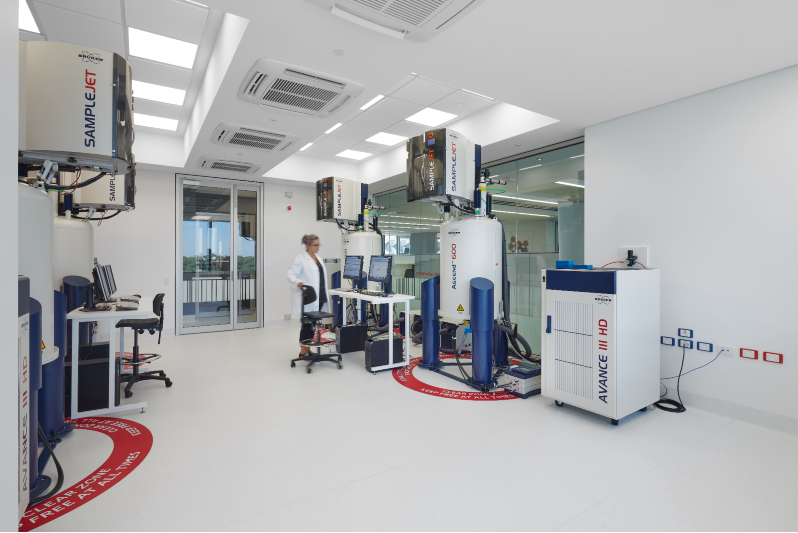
328 290 414 373
67 297 154 419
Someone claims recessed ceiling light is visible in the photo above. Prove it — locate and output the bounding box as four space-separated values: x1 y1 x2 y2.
134 113 178 131
570 154 585 158
128 28 198 69
492 210 550 217
366 132 406 146
325 123 343 134
299 143 313 152
519 164 542 170
19 0 39 33
556 181 585 188
461 88 495 101
360 95 385 111
336 149 371 160
405 107 457 127
184 0 207 7
132 80 186 106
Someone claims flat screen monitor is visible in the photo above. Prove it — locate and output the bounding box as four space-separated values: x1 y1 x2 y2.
343 255 363 280
104 265 117 295
367 255 392 283
92 265 111 302
99 265 115 297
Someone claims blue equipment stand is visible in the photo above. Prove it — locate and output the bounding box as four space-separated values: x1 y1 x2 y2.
28 299 52 498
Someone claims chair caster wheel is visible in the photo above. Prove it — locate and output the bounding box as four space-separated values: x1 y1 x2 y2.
555 400 564 407
125 390 133 399
338 356 342 362
338 364 342 369
307 368 312 374
611 419 619 425
291 362 296 368
165 380 172 387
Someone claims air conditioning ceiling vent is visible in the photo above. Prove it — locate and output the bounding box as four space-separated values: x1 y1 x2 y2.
211 123 300 152
307 0 485 41
238 58 364 117
197 156 261 175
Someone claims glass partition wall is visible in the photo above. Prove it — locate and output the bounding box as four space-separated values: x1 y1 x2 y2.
374 140 584 353
176 175 263 334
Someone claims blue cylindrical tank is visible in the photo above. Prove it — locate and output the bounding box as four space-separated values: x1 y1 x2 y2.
28 298 44 495
64 275 91 344
421 276 440 367
470 278 494 385
39 290 72 441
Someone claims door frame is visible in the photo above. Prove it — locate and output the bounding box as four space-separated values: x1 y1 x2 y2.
175 174 264 335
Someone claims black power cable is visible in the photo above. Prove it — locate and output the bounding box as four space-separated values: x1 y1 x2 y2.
654 347 687 413
28 426 64 507
45 172 107 191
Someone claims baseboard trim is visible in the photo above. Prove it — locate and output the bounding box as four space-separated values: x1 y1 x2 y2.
662 388 798 437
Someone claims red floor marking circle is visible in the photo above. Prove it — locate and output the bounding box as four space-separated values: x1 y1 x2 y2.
19 417 153 532
393 355 519 401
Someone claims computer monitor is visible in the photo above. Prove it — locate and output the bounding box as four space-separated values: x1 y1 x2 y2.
100 265 115 297
92 265 111 302
367 255 392 284
104 265 118 295
343 255 363 280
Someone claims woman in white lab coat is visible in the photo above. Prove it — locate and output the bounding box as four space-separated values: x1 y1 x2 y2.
286 234 330 356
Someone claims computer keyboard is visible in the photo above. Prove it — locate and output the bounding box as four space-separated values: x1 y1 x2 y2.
361 291 391 297
118 295 140 302
116 301 139 311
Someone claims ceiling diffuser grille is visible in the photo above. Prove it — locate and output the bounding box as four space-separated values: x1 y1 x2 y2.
381 0 446 26
197 156 262 174
211 123 299 152
238 58 364 117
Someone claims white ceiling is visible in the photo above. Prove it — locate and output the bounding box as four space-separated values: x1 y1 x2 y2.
19 0 798 181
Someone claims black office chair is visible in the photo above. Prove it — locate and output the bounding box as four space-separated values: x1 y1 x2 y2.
291 286 342 373
116 293 172 398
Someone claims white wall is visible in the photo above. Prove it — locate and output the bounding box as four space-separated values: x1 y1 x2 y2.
585 64 798 420
94 170 177 333
3 6 20 529
263 183 342 325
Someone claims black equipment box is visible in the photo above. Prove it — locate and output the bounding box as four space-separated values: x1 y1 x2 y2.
65 342 120 416
365 336 404 371
336 324 367 353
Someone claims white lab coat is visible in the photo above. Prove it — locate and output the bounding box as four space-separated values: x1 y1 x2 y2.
286 251 330 319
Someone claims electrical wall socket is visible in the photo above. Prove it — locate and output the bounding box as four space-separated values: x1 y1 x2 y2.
718 345 734 355
618 246 649 268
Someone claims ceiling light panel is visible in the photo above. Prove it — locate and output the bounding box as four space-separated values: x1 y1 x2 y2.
360 94 385 110
299 143 313 151
492 195 558 205
132 80 186 106
19 0 39 32
366 132 406 146
125 0 208 45
135 113 179 131
128 27 198 69
405 107 457 127
336 150 372 160
556 181 585 188
325 123 343 134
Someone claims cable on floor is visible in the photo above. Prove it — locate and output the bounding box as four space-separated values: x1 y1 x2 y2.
654 347 688 413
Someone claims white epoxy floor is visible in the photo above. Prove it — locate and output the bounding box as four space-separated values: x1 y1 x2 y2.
36 325 798 532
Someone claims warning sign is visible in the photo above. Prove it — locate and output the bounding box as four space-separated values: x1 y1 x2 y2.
393 355 519 402
457 304 464 311
19 417 152 531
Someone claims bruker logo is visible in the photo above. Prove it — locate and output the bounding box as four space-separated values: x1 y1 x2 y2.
78 51 103 64
447 229 460 236
595 295 612 305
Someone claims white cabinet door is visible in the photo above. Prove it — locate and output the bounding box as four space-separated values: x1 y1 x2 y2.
543 289 616 418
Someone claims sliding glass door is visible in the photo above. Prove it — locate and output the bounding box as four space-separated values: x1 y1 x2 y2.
176 175 262 334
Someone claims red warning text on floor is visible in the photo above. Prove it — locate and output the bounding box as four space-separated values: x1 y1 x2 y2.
19 417 153 532
393 355 519 401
